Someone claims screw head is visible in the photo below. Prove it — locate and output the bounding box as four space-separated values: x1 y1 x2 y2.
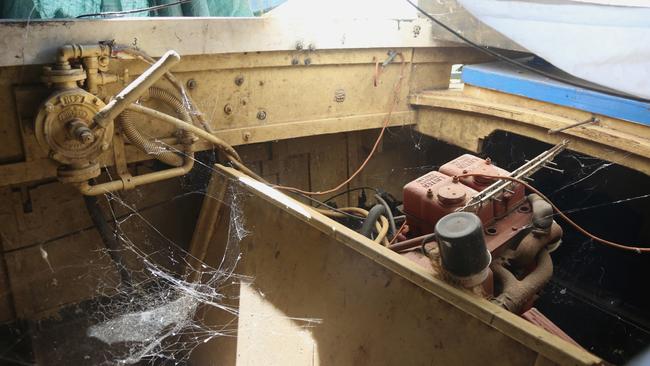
223 104 233 115
334 89 346 103
304 58 311 66
242 132 251 141
256 110 267 121
186 79 197 90
234 75 244 86
291 57 299 65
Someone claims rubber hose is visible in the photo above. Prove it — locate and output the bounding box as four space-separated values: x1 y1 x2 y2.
374 194 396 237
119 87 190 167
360 204 386 238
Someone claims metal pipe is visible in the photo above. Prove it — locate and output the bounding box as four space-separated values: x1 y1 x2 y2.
529 193 554 231
93 50 181 129
387 233 436 252
75 148 194 196
492 249 553 314
511 221 562 269
57 43 111 65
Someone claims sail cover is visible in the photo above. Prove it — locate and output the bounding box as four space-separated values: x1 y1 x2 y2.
456 0 650 100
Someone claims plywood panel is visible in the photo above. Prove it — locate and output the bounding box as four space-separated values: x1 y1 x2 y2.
191 165 601 366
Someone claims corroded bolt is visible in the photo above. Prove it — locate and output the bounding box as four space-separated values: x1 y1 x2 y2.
256 110 267 121
234 75 245 86
78 130 94 144
67 119 95 145
223 104 233 115
186 79 197 90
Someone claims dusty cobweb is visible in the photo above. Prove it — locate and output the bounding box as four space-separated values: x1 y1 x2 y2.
77 150 320 365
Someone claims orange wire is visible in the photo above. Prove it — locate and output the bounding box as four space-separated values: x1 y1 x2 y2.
273 53 407 196
457 173 650 253
389 220 407 245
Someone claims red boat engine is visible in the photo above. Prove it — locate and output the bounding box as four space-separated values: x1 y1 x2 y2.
399 154 561 314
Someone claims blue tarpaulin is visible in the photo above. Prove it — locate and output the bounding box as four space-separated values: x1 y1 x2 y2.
0 0 254 19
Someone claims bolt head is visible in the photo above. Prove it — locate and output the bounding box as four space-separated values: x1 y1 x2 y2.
256 111 267 121
243 132 251 141
291 58 299 65
186 79 197 90
295 41 304 50
80 131 95 145
223 104 233 115
234 75 244 86
304 58 311 65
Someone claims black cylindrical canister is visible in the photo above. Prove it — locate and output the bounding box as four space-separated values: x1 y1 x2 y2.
435 212 490 286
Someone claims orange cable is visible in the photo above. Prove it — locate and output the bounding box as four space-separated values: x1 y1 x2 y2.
457 173 650 253
273 53 407 196
389 220 407 245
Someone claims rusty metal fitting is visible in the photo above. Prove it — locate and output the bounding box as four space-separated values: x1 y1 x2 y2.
67 119 95 145
57 163 101 184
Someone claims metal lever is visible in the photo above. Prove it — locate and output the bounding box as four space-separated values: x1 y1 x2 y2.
92 50 181 129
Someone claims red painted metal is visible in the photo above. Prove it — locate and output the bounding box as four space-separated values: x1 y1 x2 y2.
402 171 493 236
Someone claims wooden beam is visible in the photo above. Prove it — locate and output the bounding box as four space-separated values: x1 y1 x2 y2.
411 89 650 175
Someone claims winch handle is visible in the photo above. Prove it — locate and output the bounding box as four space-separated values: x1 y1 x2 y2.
91 50 181 129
